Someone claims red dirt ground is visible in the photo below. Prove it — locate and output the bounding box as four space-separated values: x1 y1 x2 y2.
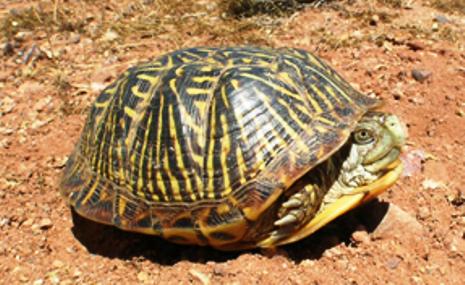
0 0 464 284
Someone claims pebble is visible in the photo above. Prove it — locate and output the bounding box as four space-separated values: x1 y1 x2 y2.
372 204 424 240
0 138 11 149
0 217 11 227
2 42 14 56
0 96 16 115
434 15 449 24
103 30 120 42
386 256 402 270
411 69 432 82
189 269 210 285
406 40 425 51
33 279 44 285
417 206 430 220
48 271 60 285
137 271 150 283
421 179 445 190
52 259 64 268
401 148 426 177
34 96 53 112
68 33 81 44
19 82 46 96
38 218 53 230
370 14 380 26
22 45 41 64
351 226 370 244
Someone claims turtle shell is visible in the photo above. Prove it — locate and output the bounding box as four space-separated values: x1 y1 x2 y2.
61 46 379 249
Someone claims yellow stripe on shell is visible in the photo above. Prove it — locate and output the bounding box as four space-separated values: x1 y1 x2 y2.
80 176 100 205
235 146 247 185
163 140 182 201
206 100 217 199
186 88 210 95
137 109 153 197
305 53 326 70
118 194 127 217
169 104 196 201
220 85 231 109
220 114 232 196
239 73 304 103
254 88 309 153
192 76 217 83
155 95 167 199
304 85 325 114
310 84 334 110
124 106 137 118
136 74 160 87
131 85 148 99
324 84 353 105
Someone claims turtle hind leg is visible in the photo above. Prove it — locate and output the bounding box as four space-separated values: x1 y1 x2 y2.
257 184 325 247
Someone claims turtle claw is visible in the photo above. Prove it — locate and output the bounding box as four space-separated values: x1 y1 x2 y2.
274 214 298 227
282 199 302 209
275 185 321 229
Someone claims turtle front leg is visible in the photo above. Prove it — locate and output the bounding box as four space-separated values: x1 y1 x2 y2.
257 184 325 247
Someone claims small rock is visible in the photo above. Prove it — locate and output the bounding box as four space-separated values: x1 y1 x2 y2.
22 45 42 64
417 206 430 220
411 69 432 82
33 279 44 285
2 42 14 56
0 138 11 149
48 271 60 285
19 82 46 96
68 33 81 44
434 15 449 24
401 148 427 177
0 217 11 227
351 226 370 244
189 269 210 285
386 256 402 270
19 274 29 282
408 95 425 105
0 127 14 135
447 190 464 207
300 259 315 267
432 22 439 32
38 218 53 230
421 179 445 190
370 14 380 26
0 96 16 115
448 237 465 254
34 96 53 112
14 31 32 41
30 119 52 130
52 259 64 268
23 218 34 227
372 204 424 240
103 30 119 42
406 41 425 51
137 271 150 283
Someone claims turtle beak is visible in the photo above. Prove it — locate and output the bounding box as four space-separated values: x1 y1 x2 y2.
272 159 403 247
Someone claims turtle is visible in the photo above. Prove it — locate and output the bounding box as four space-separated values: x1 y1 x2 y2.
60 46 406 250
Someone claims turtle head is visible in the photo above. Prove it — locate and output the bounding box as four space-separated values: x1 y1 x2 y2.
257 112 407 248
340 112 407 188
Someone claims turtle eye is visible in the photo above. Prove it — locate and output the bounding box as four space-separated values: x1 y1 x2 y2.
354 129 374 144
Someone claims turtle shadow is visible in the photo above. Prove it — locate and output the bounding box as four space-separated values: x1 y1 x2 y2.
70 199 389 265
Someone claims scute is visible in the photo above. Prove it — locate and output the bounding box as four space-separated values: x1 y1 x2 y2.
60 46 380 248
